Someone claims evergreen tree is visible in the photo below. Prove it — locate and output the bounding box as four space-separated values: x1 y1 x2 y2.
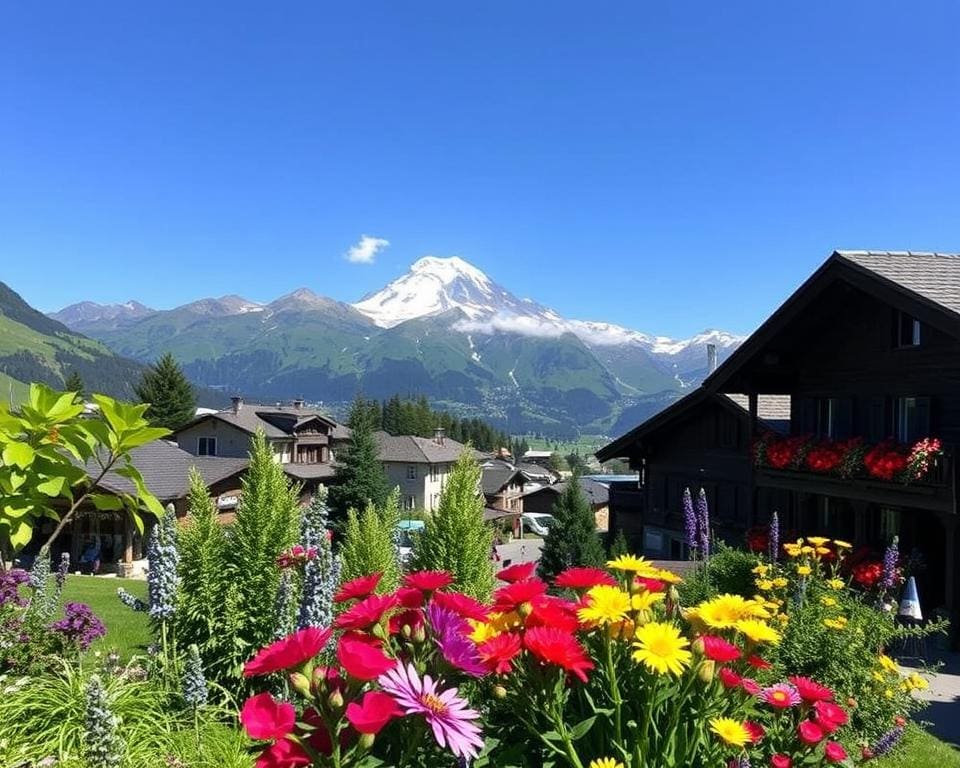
339 489 401 594
410 449 494 600
607 528 630 559
329 397 390 524
63 370 86 403
134 352 197 431
537 477 606 581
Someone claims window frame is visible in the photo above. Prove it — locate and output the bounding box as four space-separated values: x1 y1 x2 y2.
197 437 217 457
406 465 417 480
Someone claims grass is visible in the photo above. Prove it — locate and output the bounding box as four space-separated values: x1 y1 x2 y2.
878 726 960 767
58 574 150 659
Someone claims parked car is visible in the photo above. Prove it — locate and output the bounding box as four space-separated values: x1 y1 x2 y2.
520 512 555 537
397 519 425 563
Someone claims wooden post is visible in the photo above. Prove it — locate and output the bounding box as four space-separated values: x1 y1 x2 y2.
123 515 134 565
748 393 758 524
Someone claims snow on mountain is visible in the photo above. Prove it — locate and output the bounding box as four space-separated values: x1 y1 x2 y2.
180 295 264 316
49 299 155 329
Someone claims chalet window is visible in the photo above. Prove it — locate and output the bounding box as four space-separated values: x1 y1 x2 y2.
429 464 439 481
406 465 417 480
894 311 921 348
404 495 417 511
895 396 931 443
197 437 217 456
815 398 852 440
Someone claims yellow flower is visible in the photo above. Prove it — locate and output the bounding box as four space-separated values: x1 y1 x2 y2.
607 554 658 576
784 543 802 558
697 594 757 629
801 545 815 555
777 613 789 626
490 611 521 632
656 568 683 584
632 621 692 676
807 536 830 546
827 578 845 590
468 619 501 643
820 597 837 607
879 654 899 674
884 688 894 699
833 539 853 549
904 672 928 691
735 618 781 645
773 577 789 588
757 579 774 591
816 546 832 556
709 717 751 747
797 565 812 576
823 617 848 631
872 671 885 682
578 585 632 626
631 590 665 612
752 564 770 576
589 760 625 768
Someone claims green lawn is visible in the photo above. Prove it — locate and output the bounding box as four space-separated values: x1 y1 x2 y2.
878 726 959 767
59 574 151 659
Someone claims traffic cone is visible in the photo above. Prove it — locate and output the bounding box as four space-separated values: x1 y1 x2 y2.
898 576 923 621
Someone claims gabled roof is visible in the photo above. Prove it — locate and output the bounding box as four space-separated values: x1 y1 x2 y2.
838 251 960 316
481 465 525 496
374 432 468 464
95 440 248 501
175 404 349 441
522 477 610 507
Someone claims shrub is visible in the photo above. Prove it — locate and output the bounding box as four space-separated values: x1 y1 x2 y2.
678 542 758 606
339 489 401 594
537 477 606 581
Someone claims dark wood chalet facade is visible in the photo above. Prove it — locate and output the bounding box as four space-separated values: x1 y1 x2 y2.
599 251 960 631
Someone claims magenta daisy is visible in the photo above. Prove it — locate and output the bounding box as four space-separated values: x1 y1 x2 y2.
378 663 485 759
759 682 801 709
426 603 487 677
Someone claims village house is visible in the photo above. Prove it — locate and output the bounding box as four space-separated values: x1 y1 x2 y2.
522 477 612 532
480 460 527 515
374 429 467 512
599 250 960 633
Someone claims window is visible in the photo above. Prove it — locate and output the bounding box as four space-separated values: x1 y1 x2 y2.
405 495 417 511
429 464 439 481
816 398 852 440
197 437 217 456
895 311 921 347
406 465 417 480
896 396 931 443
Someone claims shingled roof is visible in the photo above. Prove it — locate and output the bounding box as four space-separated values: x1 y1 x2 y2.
836 251 960 316
176 403 350 441
374 432 468 463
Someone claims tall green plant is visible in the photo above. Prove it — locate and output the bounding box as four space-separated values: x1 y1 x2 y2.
537 477 605 581
133 352 197 431
410 449 494 600
329 397 389 525
339 488 401 594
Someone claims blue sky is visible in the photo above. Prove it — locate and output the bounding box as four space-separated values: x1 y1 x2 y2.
2 2 958 337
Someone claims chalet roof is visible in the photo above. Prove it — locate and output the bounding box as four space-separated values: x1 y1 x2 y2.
481 465 525 496
522 477 610 507
175 403 349 441
374 432 468 464
723 394 792 432
282 463 337 481
837 251 960 315
95 440 248 501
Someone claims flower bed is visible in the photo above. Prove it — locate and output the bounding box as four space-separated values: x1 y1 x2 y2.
753 434 943 484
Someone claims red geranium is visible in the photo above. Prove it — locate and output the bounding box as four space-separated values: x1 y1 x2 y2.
403 570 454 592
432 590 490 622
745 527 769 553
523 626 594 682
765 436 810 470
699 635 741 663
789 676 834 703
526 595 579 632
852 561 883 589
240 692 296 741
334 593 399 630
477 632 522 674
334 572 383 603
824 741 848 763
345 691 401 734
798 719 825 746
554 566 616 590
244 627 331 677
814 700 849 733
337 633 396 681
806 441 845 473
497 562 538 583
864 443 909 481
493 579 548 611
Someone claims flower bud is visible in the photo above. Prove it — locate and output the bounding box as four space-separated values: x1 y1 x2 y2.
667 585 680 604
518 601 534 619
634 609 652 626
327 689 344 710
698 660 716 684
312 666 329 693
359 733 376 750
412 624 426 644
493 685 507 700
402 623 413 640
692 637 706 656
289 672 312 699
371 623 387 641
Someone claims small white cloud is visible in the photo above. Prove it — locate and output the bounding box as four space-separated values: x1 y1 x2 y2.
345 235 390 264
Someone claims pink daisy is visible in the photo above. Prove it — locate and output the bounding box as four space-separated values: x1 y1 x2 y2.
378 663 485 759
759 682 801 709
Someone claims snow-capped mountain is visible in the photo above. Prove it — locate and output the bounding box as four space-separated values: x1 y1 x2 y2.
179 295 264 316
49 300 155 331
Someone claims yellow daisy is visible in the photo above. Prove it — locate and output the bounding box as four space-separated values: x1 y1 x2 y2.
578 585 632 626
823 617 848 631
815 546 832 556
752 564 770 576
468 619 501 643
783 543 802 558
631 590 665 612
656 568 683 584
589 760 625 768
797 565 812 576
879 654 899 674
697 594 757 629
607 554 658 576
807 536 830 547
735 618 781 645
709 717 751 747
756 579 774 591
827 578 845 590
820 596 837 607
632 621 692 676
833 539 853 549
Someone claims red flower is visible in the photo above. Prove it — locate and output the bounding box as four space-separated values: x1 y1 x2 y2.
255 737 311 768
824 741 847 763
493 579 548 611
747 654 772 670
404 570 454 592
741 677 761 696
554 567 616 590
852 561 883 589
433 590 490 622
700 635 741 663
719 667 742 689
743 721 765 744
240 692 296 741
523 626 594 682
526 595 579 632
788 676 834 703
497 562 538 583
334 593 399 631
806 441 845 474
814 701 849 733
633 576 665 593
797 720 825 746
337 633 396 681
388 608 425 637
396 586 425 608
864 443 909 481
346 690 401 734
770 755 792 768
334 572 383 603
244 627 331 677
478 632 522 674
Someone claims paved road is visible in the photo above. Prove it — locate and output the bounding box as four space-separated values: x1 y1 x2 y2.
494 538 544 570
900 648 960 748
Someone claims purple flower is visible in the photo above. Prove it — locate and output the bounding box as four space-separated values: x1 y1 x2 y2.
0 569 30 608
50 602 106 651
881 536 899 590
870 724 905 757
427 603 487 677
768 511 780 562
696 488 710 558
56 553 70 592
682 488 697 554
378 662 485 760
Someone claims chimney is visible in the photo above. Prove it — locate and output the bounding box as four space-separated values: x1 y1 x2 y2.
230 395 243 414
706 343 718 374
434 426 445 446
293 397 304 410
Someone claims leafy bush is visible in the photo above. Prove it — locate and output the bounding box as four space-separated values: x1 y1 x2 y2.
339 489 401 594
537 477 606 580
678 542 758 606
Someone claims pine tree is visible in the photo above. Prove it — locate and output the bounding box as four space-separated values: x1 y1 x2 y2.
410 449 494 600
537 477 606 581
63 370 86 403
329 397 390 524
134 352 197 431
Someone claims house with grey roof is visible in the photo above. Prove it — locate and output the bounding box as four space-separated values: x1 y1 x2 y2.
375 430 468 512
480 460 527 515
522 477 611 532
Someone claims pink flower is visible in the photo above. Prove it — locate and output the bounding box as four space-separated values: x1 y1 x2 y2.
759 683 801 709
798 719 825 746
477 633 522 674
334 592 399 630
497 562 537 583
770 755 792 768
554 567 617 590
378 662 485 759
240 692 296 741
824 741 848 763
700 635 741 663
404 570 454 592
493 579 548 612
433 591 490 622
244 627 331 677
346 691 401 734
788 676 834 703
814 700 849 733
334 572 383 603
719 667 742 689
338 633 396 681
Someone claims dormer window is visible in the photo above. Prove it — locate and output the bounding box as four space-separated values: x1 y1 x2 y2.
895 311 921 347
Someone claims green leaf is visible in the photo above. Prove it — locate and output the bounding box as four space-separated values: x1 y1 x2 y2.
568 715 597 741
36 475 67 497
8 519 32 550
2 442 35 469
118 426 171 451
91 493 125 511
127 508 145 535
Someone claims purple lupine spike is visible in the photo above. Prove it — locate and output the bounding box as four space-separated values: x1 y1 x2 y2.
682 488 698 555
869 725 905 757
768 511 780 562
880 536 899 590
696 488 710 558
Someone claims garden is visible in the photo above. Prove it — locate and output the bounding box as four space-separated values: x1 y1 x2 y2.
0 385 956 767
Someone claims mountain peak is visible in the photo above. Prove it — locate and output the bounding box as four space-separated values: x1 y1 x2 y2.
409 255 492 286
